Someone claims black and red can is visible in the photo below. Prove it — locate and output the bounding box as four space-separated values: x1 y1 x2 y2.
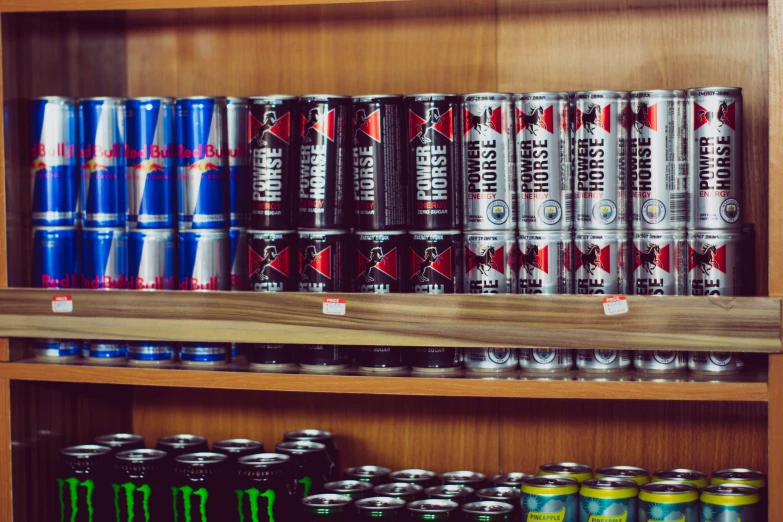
248 95 297 230
408 231 461 294
297 95 350 229
297 229 347 292
248 230 296 292
406 94 462 230
351 95 407 230
352 231 406 293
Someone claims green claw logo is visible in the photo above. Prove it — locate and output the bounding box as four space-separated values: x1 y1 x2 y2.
236 488 277 522
172 485 209 522
298 476 313 498
113 482 151 522
57 478 95 522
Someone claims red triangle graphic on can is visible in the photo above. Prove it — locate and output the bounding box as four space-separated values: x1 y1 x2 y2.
249 111 291 145
575 104 611 133
409 246 452 280
464 106 503 135
694 101 735 131
520 244 548 274
355 109 381 142
688 244 726 274
409 108 453 142
465 245 505 274
516 105 553 135
574 244 611 274
632 243 669 273
356 247 397 280
300 108 336 142
249 245 291 278
299 245 332 279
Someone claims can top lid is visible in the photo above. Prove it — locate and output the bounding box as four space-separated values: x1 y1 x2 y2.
712 469 766 481
630 89 686 98
641 481 698 494
476 487 522 499
390 469 437 480
374 483 424 495
79 97 125 102
345 465 392 477
701 484 759 496
248 95 298 101
300 94 350 100
575 90 629 99
539 462 593 474
325 480 375 492
248 229 296 236
461 501 514 515
407 499 460 513
354 497 407 511
116 449 168 462
35 96 76 103
404 93 459 99
237 452 291 467
686 86 742 95
275 440 327 454
462 92 512 101
653 469 707 481
226 97 249 104
175 452 228 466
582 477 639 490
523 476 579 488
351 94 405 100
490 472 535 485
126 96 175 103
425 485 475 497
61 444 113 459
440 470 487 483
175 96 228 102
157 434 208 448
595 466 649 478
513 91 569 100
213 439 264 451
95 433 145 447
301 494 353 508
356 230 407 237
410 230 461 236
298 229 350 236
284 428 333 442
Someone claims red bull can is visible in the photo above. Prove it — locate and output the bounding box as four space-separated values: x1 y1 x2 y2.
352 95 407 230
31 97 79 226
688 87 743 229
298 95 351 229
84 341 127 364
576 349 631 373
462 93 515 231
178 229 230 291
176 97 230 229
229 227 249 291
82 227 128 290
634 351 688 374
515 92 572 231
32 226 80 289
518 231 572 294
464 348 519 372
688 351 744 375
180 343 230 366
464 232 516 294
127 229 176 290
249 95 297 230
519 348 574 374
80 97 126 227
574 231 625 294
33 338 81 361
227 97 249 227
353 231 406 293
298 230 347 292
125 97 175 229
575 91 629 230
249 230 296 292
126 342 176 366
409 231 461 294
632 231 687 295
630 90 688 230
687 230 741 296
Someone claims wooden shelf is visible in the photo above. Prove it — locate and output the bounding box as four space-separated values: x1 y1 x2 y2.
0 361 768 401
0 289 778 352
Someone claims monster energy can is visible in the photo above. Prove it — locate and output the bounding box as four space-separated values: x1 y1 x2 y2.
489 472 536 488
576 349 631 373
652 469 708 490
594 466 650 486
57 445 113 522
236 453 297 522
94 433 145 454
539 463 593 484
476 487 521 517
355 496 408 519
519 348 575 374
112 449 169 522
521 475 579 522
170 452 230 522
374 482 424 502
464 348 519 373
212 439 265 462
156 434 209 459
425 485 476 505
389 469 438 488
344 466 391 486
579 477 639 522
324 480 374 500
638 481 699 522
407 499 461 520
700 484 760 522
284 429 340 481
275 441 331 498
688 352 744 376
633 351 688 374
462 501 515 521
301 493 354 521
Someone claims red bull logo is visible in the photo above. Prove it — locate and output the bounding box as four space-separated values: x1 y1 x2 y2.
80 143 122 159
188 158 221 174
31 159 48 172
126 143 174 160
82 158 110 174
31 142 76 159
177 143 227 160
134 159 165 174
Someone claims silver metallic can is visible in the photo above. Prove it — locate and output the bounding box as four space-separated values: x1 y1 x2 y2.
576 349 631 373
127 229 176 290
229 227 249 291
84 341 127 364
574 90 629 230
33 338 81 361
519 348 574 374
574 231 625 294
464 232 516 294
688 351 744 375
630 90 688 230
518 231 572 294
227 97 250 227
462 93 515 231
178 229 230 291
631 230 687 295
687 87 743 229
514 92 571 231
464 348 518 372
633 351 688 374
687 229 741 296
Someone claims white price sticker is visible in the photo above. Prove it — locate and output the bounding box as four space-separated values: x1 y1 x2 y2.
602 295 628 316
323 297 346 316
52 295 73 313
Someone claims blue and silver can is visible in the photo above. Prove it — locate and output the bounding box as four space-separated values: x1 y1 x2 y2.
180 343 230 366
227 97 249 227
125 97 175 229
178 230 230 291
32 226 80 289
638 481 699 522
521 475 579 522
579 477 638 522
82 227 128 290
230 227 249 291
700 483 760 522
31 97 79 226
33 338 81 361
175 97 229 229
84 341 127 364
79 97 126 227
127 342 176 366
128 229 176 290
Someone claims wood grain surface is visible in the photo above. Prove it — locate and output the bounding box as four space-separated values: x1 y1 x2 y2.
768 354 782 517
0 0 412 13
0 362 769 401
0 290 778 351
0 381 12 522
770 0 783 297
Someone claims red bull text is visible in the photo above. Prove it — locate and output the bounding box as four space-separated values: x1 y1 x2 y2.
178 229 230 291
127 229 176 290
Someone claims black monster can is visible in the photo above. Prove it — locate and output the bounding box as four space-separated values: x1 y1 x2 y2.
298 95 350 229
248 95 297 230
408 231 461 294
351 95 407 230
275 441 332 498
352 231 405 293
56 445 113 522
406 94 462 230
249 230 296 292
170 452 231 522
298 230 347 292
235 453 298 522
112 449 169 522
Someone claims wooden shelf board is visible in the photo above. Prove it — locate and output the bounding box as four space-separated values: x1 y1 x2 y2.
0 289 778 353
0 361 768 401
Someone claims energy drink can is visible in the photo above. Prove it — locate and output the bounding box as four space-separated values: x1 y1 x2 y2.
298 95 351 229
55 444 114 522
688 352 744 375
574 231 625 294
464 232 517 294
462 93 515 231
284 429 340 481
407 499 460 519
298 230 346 292
247 344 297 370
638 481 699 522
229 227 250 291
712 468 766 521
112 449 169 521
539 463 593 484
170 452 230 522
235 453 297 522
249 230 295 292
464 348 519 373
576 350 631 373
344 466 391 486
84 341 127 364
476 487 521 505
353 231 405 293
521 475 579 522
578 477 638 522
688 230 741 296
355 497 407 518
700 484 760 522
409 231 461 294
652 469 708 490
389 470 437 489
301 494 353 520
275 440 331 499
425 485 475 505
179 343 230 366
519 231 572 294
490 473 535 488
687 87 743 230
356 347 407 372
178 229 230 291
82 227 128 290
33 338 80 361
227 97 249 227
127 229 176 290
126 342 175 366
410 348 462 374
633 351 688 374
407 93 462 230
440 471 486 490
594 466 649 486
515 92 572 231
297 345 351 371
325 480 374 500
519 348 574 374
462 501 515 520
32 226 80 289
632 231 687 295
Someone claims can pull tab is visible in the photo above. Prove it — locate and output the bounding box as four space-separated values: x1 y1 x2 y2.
602 295 628 316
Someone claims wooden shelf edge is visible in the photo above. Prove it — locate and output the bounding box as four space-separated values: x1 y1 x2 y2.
0 363 768 402
0 0 410 13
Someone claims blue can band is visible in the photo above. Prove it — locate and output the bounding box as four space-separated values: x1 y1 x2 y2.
35 347 80 357
180 351 227 362
89 348 126 358
127 351 173 361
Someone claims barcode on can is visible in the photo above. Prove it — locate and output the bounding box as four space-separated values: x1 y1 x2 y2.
669 192 688 223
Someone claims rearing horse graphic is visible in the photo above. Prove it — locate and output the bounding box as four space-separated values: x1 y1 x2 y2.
632 103 652 134
254 111 278 147
357 247 386 283
519 106 547 136
299 245 320 281
252 246 280 281
467 107 497 135
353 109 369 140
520 245 542 275
578 103 604 135
414 108 443 144
470 246 499 276
691 244 720 275
635 243 663 275
580 244 604 275
412 246 441 282
697 101 731 132
302 108 321 144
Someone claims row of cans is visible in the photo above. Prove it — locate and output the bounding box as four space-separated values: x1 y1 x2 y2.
31 87 742 234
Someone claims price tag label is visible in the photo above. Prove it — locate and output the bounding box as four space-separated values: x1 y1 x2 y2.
323 297 346 316
52 295 73 313
602 295 628 316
